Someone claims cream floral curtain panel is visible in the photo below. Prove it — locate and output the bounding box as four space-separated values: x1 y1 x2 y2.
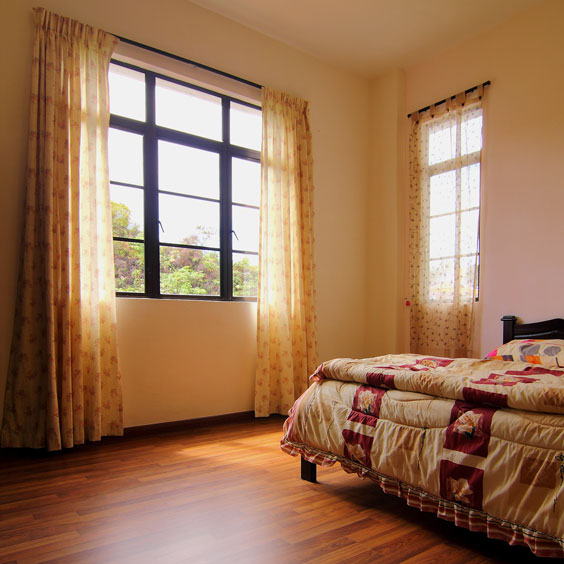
255 88 318 417
409 88 484 358
1 8 122 450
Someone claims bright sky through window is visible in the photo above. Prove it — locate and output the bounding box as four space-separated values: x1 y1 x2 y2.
108 65 145 121
156 78 223 141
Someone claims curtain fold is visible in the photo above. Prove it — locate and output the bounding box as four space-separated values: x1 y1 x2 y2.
1 8 122 450
255 87 318 417
409 88 483 358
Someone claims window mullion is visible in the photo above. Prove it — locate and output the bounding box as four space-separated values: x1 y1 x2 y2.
426 151 480 176
144 73 160 298
220 98 232 300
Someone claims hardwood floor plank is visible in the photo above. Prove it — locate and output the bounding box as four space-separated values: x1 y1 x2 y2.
0 417 556 563
0 532 80 559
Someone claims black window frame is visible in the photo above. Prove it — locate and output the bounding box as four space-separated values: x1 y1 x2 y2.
109 59 261 301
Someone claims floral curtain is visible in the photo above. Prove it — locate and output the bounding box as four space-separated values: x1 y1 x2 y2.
255 88 318 417
1 8 122 450
409 88 484 358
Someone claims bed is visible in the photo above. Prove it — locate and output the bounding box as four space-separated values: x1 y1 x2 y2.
280 315 564 558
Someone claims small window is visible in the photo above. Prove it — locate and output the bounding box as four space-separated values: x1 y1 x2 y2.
108 61 261 300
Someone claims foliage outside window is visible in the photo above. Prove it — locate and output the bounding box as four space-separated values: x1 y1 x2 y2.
108 61 261 299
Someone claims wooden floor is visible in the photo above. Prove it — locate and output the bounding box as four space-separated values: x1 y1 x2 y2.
0 417 555 564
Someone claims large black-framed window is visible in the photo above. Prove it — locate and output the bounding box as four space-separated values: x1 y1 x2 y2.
108 60 261 300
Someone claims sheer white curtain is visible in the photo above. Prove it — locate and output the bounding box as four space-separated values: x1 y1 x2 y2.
1 8 122 450
255 87 318 417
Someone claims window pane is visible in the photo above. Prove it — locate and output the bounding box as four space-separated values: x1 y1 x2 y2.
156 78 222 141
460 209 479 255
232 206 259 252
230 103 261 150
428 124 456 165
160 246 219 296
428 258 454 302
460 255 478 303
109 129 143 185
233 253 258 298
461 115 482 156
111 184 143 238
461 163 480 210
158 141 219 199
232 158 260 206
114 241 144 293
429 215 455 259
109 64 145 121
159 194 219 247
429 170 455 216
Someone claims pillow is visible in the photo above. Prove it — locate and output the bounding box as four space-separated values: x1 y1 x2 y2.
485 339 564 367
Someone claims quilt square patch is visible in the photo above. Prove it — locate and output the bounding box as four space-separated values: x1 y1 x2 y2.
505 366 564 378
342 429 373 468
419 357 455 368
366 372 396 389
471 373 539 387
462 387 508 408
352 386 386 415
444 401 496 458
348 386 387 427
347 410 379 427
440 459 484 510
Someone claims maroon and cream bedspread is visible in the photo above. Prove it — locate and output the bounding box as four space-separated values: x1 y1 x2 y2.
281 354 564 558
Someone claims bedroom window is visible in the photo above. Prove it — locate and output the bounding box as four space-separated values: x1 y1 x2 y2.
108 60 261 300
420 104 482 303
408 82 487 357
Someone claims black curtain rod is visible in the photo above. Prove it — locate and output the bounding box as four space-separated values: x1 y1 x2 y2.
114 35 263 91
407 80 490 118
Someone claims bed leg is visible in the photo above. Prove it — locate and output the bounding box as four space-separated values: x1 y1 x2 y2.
301 457 317 483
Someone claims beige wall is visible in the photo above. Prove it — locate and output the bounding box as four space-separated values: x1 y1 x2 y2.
0 0 370 426
365 69 409 356
404 0 564 355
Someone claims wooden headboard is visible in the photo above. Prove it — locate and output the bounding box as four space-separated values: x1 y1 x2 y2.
502 315 564 344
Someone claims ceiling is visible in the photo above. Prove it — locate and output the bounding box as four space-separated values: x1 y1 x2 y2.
189 0 540 77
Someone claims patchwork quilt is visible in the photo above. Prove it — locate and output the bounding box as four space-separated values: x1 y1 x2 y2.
281 354 564 558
